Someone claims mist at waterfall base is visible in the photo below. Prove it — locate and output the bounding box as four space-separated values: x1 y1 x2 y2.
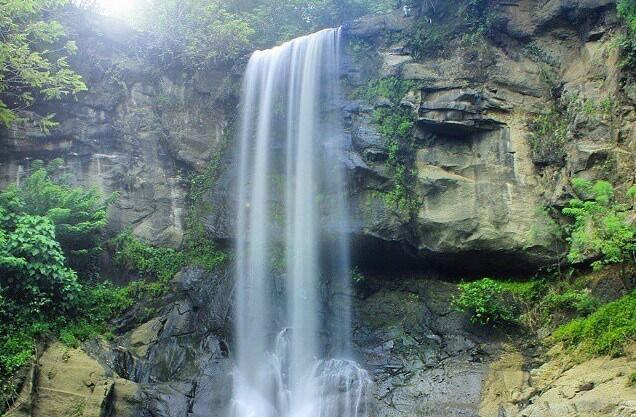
232 28 371 417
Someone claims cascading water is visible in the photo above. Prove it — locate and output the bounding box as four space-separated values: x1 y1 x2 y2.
233 28 371 417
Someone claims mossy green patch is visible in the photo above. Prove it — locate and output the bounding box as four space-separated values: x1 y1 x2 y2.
356 77 421 216
553 291 636 357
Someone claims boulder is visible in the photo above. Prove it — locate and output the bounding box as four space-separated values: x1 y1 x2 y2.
479 344 636 417
5 343 139 417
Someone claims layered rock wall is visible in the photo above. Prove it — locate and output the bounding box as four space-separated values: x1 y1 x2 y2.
338 0 635 273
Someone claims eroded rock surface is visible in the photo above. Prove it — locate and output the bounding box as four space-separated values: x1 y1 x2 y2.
5 342 138 417
337 0 636 273
354 277 503 417
0 12 231 248
480 345 636 417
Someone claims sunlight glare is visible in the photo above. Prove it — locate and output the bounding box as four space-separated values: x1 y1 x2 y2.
96 0 140 17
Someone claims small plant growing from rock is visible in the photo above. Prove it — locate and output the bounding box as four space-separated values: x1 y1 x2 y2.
563 179 636 278
351 268 365 285
527 102 569 166
452 278 517 325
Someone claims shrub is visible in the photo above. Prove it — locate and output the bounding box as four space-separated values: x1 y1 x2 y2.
0 166 114 276
111 230 227 298
58 321 106 348
357 77 420 107
0 168 122 389
0 335 35 377
541 289 599 317
407 0 501 58
563 179 636 273
373 108 415 141
112 231 185 285
0 214 82 318
452 278 518 325
552 291 636 356
409 21 456 59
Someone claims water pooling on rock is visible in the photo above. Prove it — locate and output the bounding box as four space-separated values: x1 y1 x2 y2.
233 28 371 417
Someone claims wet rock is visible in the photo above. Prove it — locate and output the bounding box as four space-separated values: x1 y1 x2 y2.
568 140 614 174
136 382 192 417
355 278 503 417
113 267 233 416
500 0 617 39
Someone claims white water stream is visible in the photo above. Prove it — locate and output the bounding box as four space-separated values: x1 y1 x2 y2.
233 28 371 417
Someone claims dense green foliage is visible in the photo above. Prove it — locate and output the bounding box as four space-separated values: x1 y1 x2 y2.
0 162 226 406
359 77 419 105
540 288 599 318
0 165 229 407
563 179 636 272
0 0 87 128
452 278 520 325
455 179 635 358
408 0 501 59
0 163 114 275
452 277 601 329
110 230 227 298
142 0 398 68
0 214 81 318
0 169 127 402
553 291 636 356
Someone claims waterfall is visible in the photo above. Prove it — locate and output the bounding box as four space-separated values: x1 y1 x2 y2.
233 28 371 417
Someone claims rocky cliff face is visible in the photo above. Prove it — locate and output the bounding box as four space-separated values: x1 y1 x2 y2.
3 1 636 417
205 0 636 276
339 0 635 274
9 268 635 417
0 12 232 249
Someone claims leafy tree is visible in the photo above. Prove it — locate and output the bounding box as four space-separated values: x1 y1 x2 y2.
563 179 636 275
141 0 255 68
0 169 120 397
619 0 636 31
141 0 398 68
0 0 87 129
